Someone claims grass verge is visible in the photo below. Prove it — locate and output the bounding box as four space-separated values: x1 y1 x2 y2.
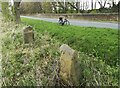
1 19 118 86
21 18 118 67
1 22 60 86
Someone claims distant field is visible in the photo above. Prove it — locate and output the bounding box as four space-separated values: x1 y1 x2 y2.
22 18 118 67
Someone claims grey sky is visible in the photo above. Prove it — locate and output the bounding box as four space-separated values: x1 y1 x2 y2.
9 0 119 10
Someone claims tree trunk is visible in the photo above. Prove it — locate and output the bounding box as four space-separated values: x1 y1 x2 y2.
91 0 93 10
13 1 21 24
14 4 20 23
76 2 80 13
94 2 96 9
112 0 115 6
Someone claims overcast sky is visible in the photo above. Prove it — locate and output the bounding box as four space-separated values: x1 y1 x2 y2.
10 0 119 9
83 0 119 9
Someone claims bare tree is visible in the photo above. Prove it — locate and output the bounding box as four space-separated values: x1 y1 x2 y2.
68 2 80 13
97 0 108 8
91 0 93 10
76 1 80 13
112 0 116 6
57 1 68 13
52 2 58 13
94 1 96 9
84 1 89 10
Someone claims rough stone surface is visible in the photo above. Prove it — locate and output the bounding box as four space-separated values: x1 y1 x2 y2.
59 44 81 86
23 26 34 44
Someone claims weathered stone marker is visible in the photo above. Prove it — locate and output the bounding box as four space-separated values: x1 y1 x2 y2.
23 26 34 44
59 44 81 86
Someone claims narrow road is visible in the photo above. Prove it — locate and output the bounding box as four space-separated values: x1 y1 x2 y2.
21 16 118 29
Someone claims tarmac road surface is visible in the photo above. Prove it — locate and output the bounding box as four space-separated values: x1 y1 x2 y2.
21 16 118 29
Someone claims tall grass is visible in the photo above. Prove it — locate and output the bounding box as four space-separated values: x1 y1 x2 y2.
1 22 60 86
1 19 118 86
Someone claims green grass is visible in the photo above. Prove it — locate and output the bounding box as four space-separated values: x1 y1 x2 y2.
1 22 60 86
1 20 118 86
21 18 118 67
